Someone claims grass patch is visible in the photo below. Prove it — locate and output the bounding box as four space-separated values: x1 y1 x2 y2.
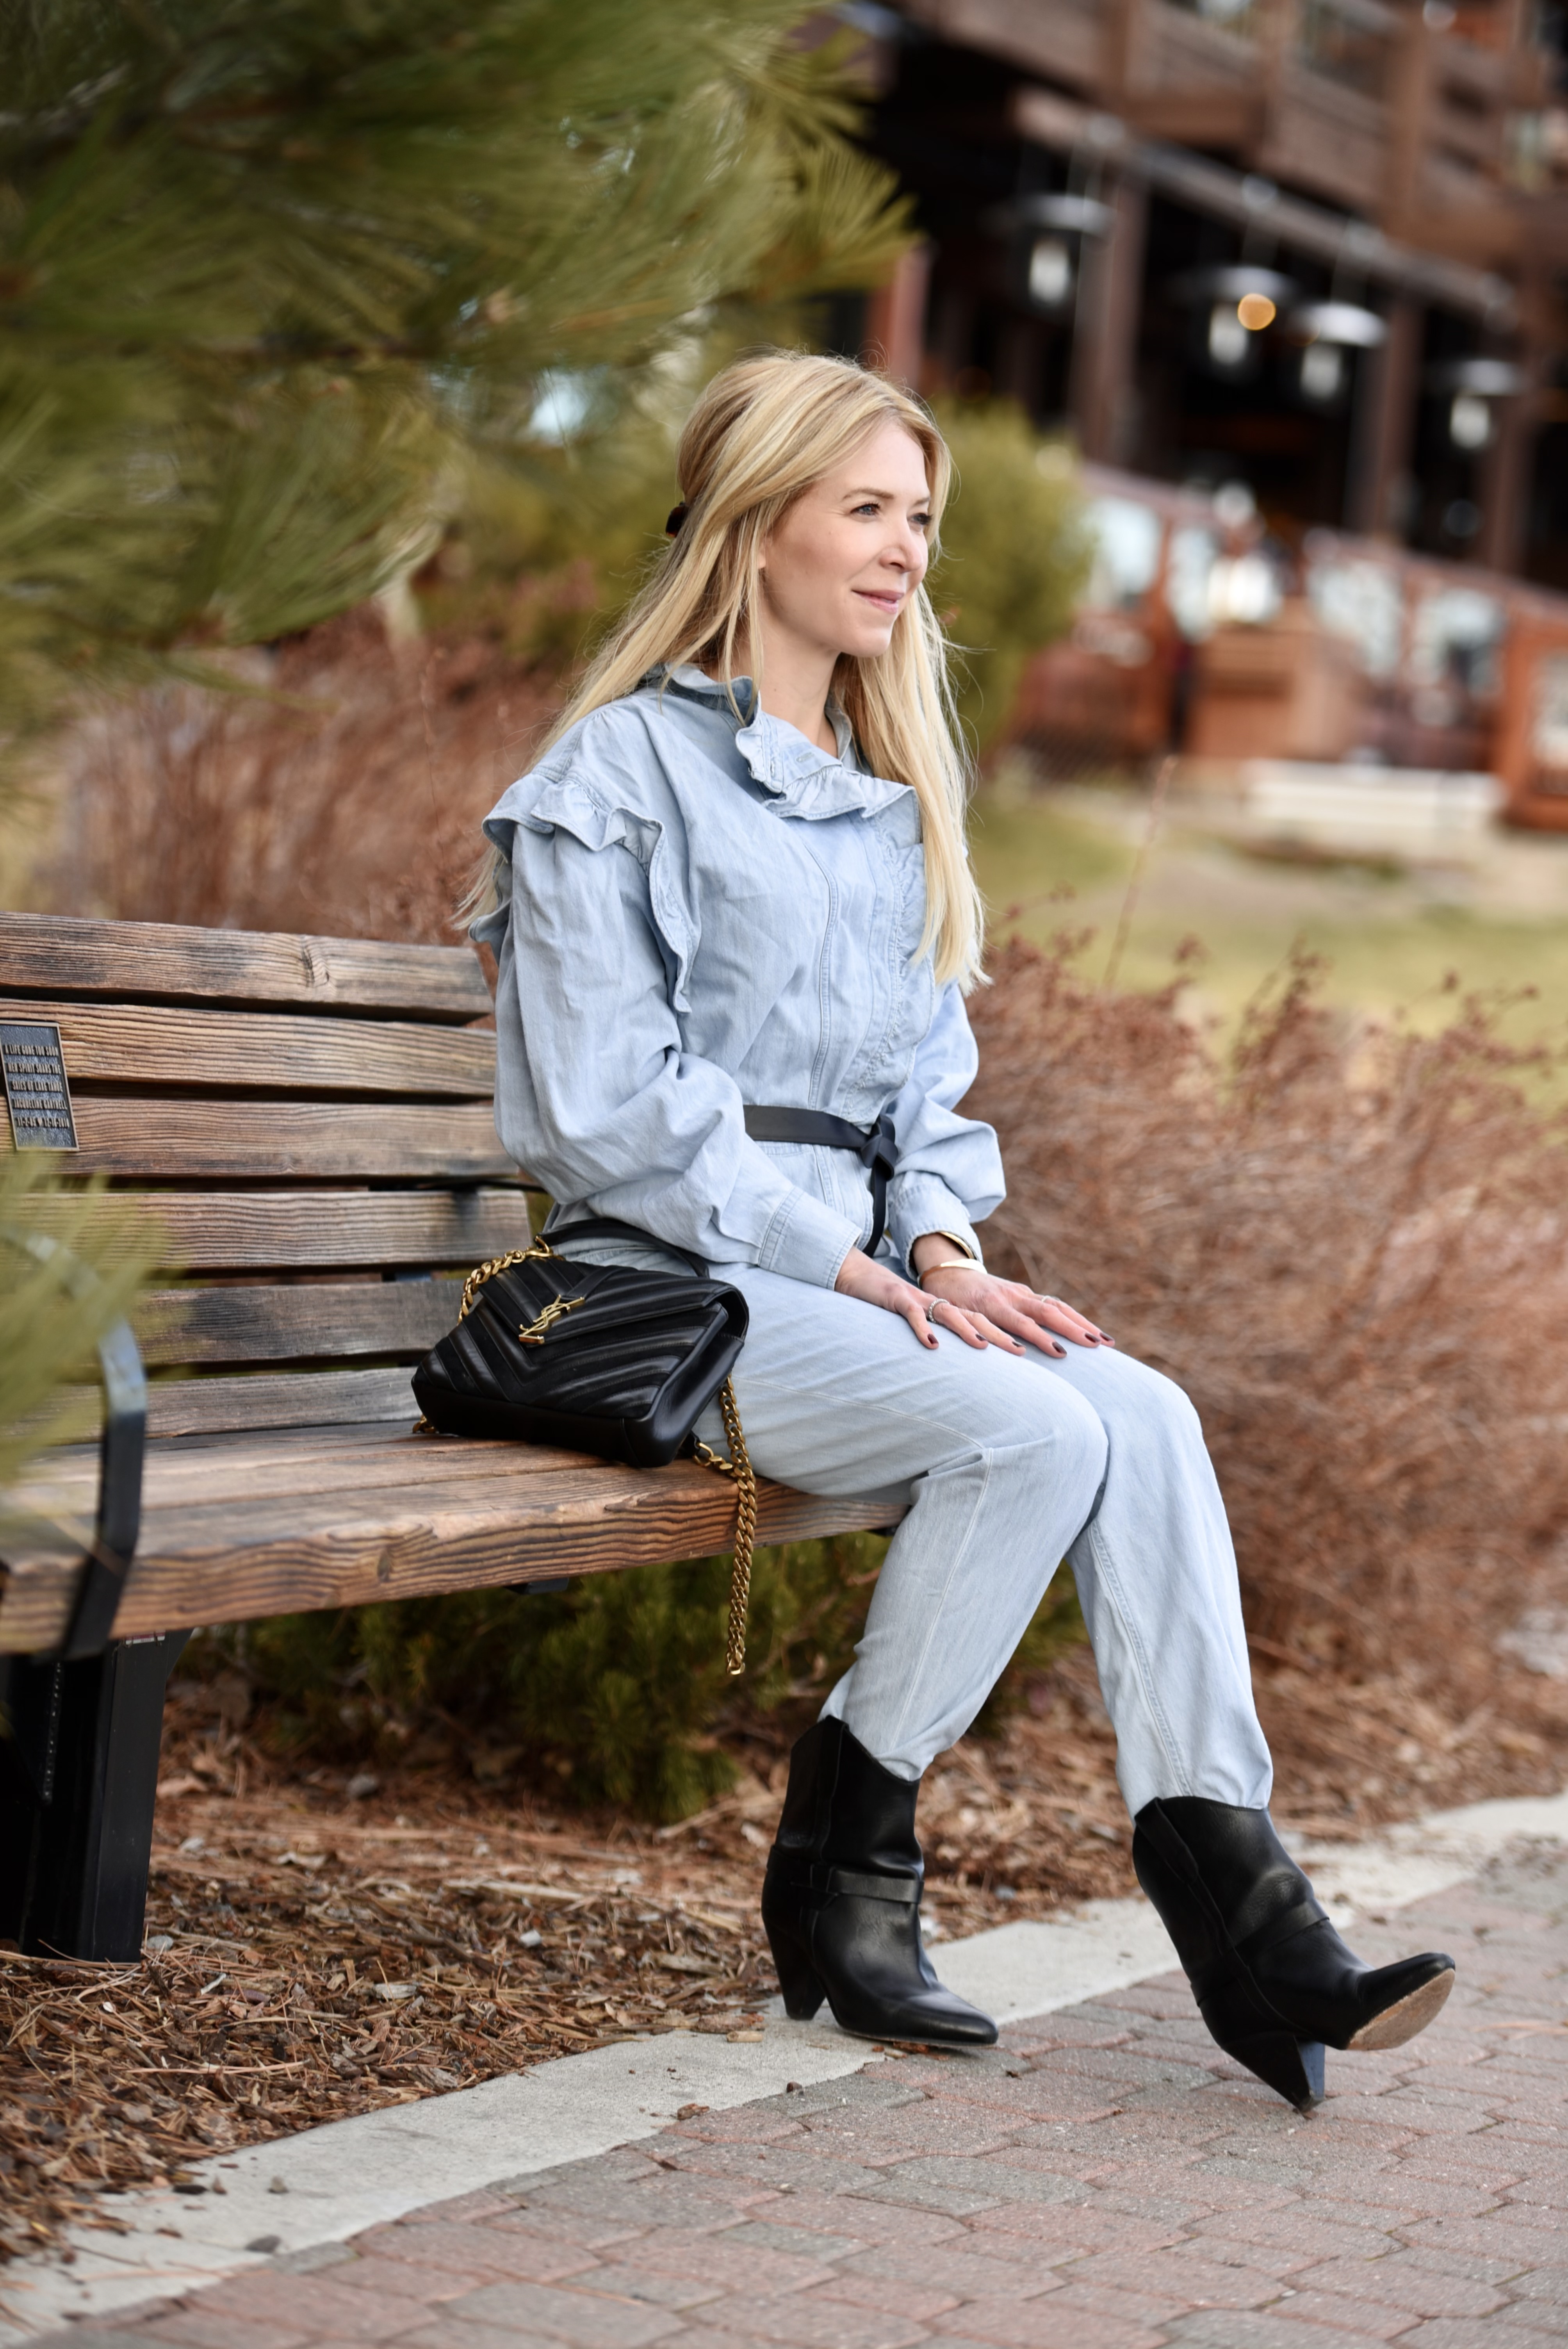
970 784 1568 1061
969 784 1135 910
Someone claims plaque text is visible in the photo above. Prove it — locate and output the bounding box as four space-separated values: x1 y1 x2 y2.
1 1021 79 1150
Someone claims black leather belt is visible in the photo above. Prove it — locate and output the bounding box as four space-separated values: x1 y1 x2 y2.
743 1105 898 1256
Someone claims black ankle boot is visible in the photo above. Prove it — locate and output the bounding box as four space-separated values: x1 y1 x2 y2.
1133 1797 1455 2112
762 1718 997 2048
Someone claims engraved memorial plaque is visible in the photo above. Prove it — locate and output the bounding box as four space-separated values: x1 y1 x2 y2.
1 1021 78 1150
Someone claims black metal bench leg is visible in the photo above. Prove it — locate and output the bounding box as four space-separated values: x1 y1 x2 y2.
1 1631 191 1961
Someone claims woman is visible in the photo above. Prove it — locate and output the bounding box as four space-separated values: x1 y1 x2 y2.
472 351 1452 2110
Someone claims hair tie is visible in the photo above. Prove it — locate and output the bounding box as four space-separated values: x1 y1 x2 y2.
665 501 689 538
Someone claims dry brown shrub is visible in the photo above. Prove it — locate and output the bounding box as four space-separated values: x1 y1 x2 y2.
968 934 1568 1694
40 608 563 944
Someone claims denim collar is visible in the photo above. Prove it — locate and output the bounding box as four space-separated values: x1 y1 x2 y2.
652 665 911 822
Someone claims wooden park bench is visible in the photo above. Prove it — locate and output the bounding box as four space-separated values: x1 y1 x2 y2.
0 912 895 1964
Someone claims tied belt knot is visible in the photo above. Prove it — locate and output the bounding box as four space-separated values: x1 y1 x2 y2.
743 1105 897 1256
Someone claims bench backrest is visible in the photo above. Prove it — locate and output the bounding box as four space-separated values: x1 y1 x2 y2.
0 913 531 1438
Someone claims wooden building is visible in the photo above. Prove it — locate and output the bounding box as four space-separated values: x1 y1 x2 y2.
848 0 1568 588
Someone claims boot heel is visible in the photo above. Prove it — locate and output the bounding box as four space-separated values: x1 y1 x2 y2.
765 1918 825 2020
1224 2029 1325 2112
1298 2040 1326 2103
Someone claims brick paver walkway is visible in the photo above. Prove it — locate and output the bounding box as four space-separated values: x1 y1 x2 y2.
55 1844 1567 2349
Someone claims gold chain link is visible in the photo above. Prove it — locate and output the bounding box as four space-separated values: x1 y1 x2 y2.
459 1234 557 1321
691 1375 757 1676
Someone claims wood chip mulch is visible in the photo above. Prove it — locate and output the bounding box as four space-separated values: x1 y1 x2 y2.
3 1643 1564 2268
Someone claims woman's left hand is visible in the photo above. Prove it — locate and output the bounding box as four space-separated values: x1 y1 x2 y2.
911 1244 1114 1358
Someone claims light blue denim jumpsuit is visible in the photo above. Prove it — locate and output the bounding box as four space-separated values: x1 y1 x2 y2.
476 668 1273 1816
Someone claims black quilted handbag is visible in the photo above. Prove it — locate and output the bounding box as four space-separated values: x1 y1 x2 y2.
410 1217 757 1670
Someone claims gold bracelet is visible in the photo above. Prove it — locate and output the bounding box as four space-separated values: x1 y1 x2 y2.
917 1260 978 1285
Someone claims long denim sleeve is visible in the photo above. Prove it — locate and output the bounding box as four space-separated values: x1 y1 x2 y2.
474 668 1005 1284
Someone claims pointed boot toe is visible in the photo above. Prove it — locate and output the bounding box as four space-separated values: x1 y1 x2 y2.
814 1907 998 2046
1342 1952 1456 2051
762 1719 998 2051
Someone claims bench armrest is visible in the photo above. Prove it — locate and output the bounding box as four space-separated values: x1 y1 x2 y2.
2 1228 147 1658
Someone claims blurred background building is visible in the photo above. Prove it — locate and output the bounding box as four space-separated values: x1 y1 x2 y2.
827 0 1568 825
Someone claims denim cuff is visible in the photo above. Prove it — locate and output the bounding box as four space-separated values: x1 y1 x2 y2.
756 1185 865 1290
886 1174 985 1282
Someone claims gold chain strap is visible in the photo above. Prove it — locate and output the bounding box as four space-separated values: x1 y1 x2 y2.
691 1376 757 1677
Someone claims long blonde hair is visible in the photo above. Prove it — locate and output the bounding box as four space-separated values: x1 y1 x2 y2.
487 350 982 987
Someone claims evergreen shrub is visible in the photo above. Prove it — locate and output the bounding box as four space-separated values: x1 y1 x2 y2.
0 1158 162 1513
207 1535 1085 1822
928 402 1090 752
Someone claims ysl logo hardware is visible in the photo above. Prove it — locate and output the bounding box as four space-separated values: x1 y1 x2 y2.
518 1292 585 1345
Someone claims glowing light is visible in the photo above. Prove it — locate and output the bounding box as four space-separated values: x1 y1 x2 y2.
1237 292 1277 332
1027 236 1073 308
1450 392 1492 451
1301 343 1344 402
1209 303 1249 367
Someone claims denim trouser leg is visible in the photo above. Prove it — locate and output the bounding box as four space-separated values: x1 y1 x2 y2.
551 1235 1274 1819
1041 1338 1272 1816
684 1263 1274 1819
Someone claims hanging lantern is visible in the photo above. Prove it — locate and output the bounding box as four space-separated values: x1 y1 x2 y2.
985 192 1114 316
1286 299 1386 408
1427 357 1525 453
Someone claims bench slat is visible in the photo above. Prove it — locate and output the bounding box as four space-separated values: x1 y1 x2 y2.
11 1098 514 1180
146 1365 417 1437
7 1424 636 1516
0 913 490 1019
1 999 495 1098
139 1281 461 1367
34 1187 533 1271
0 1454 897 1649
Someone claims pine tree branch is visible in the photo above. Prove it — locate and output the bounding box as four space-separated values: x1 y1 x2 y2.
0 0 912 734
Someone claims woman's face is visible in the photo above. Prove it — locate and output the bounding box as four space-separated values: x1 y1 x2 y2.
758 420 933 666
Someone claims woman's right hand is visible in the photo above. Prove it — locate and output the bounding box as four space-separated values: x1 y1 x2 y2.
833 1246 978 1353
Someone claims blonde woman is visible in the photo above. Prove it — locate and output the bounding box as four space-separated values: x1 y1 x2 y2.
472 351 1452 2107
